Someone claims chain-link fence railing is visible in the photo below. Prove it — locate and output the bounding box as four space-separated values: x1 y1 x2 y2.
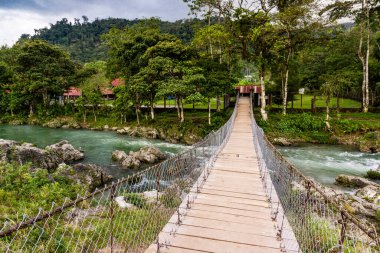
0 96 239 253
250 95 379 253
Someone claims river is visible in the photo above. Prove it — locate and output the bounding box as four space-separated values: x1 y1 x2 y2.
0 125 188 179
277 144 380 187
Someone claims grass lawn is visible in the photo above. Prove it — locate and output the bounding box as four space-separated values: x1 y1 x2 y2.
272 94 362 109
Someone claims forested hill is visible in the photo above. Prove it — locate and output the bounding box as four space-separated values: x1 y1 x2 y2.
21 17 199 62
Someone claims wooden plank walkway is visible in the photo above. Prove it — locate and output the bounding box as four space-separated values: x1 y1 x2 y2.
146 97 282 253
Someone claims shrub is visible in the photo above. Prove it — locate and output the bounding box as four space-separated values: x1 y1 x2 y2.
366 170 380 180
125 193 147 208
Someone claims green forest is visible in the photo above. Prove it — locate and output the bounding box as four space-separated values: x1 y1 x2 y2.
0 0 379 136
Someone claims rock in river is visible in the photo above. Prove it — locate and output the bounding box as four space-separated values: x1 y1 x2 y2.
54 163 112 191
112 146 167 169
335 174 379 188
0 139 84 171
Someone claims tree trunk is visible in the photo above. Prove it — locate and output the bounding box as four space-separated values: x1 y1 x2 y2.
325 96 331 131
208 98 211 125
29 103 34 117
311 94 317 113
364 12 370 112
83 110 86 123
259 64 268 121
216 95 221 112
136 106 140 125
150 99 155 120
282 46 291 116
336 95 340 115
180 97 184 123
93 109 97 122
358 0 370 113
176 96 181 120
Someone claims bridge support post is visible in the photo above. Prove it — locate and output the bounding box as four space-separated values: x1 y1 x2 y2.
109 182 116 253
338 211 347 253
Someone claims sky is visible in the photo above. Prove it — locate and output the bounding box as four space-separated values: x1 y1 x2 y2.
0 0 190 46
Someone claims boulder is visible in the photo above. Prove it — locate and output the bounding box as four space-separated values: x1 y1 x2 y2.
132 147 166 164
273 137 293 146
45 140 84 163
377 164 380 173
115 196 135 209
43 119 63 128
0 139 17 162
112 150 127 162
66 206 106 226
335 174 378 188
54 163 112 191
113 146 167 169
121 156 141 169
143 190 162 203
355 185 380 205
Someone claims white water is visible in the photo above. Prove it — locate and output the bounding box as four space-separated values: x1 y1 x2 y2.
277 144 380 187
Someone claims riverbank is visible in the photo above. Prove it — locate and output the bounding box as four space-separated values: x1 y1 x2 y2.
0 108 233 145
255 110 380 153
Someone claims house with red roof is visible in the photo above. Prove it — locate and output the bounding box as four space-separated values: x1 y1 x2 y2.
100 88 115 100
63 87 82 101
111 78 124 88
235 84 271 107
235 85 262 95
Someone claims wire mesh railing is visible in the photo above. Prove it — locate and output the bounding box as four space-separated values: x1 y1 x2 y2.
0 96 239 253
249 94 379 253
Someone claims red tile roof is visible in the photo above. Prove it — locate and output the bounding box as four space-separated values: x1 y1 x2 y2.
111 78 123 87
101 88 114 95
64 87 82 97
235 85 261 94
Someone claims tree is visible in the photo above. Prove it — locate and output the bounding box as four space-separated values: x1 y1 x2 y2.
249 11 278 121
14 40 76 116
322 0 380 112
113 86 131 124
103 19 178 78
273 0 321 115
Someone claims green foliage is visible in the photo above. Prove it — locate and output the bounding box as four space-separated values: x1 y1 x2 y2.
366 170 380 180
275 113 325 133
376 210 380 221
0 162 83 222
125 193 147 208
296 214 340 252
333 119 361 133
29 17 198 62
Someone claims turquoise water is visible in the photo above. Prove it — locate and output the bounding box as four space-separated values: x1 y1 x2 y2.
0 125 188 178
277 144 380 187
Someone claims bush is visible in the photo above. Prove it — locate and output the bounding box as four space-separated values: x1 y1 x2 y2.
366 170 380 180
334 119 361 133
125 193 147 208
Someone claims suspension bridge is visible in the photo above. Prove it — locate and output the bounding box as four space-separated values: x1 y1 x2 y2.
146 97 289 252
0 95 378 252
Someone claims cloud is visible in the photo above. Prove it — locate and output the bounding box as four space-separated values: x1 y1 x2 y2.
0 0 190 46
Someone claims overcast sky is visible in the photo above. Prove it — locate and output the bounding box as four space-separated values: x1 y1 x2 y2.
0 0 190 46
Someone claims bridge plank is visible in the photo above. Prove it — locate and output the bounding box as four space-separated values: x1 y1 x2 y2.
196 188 267 200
